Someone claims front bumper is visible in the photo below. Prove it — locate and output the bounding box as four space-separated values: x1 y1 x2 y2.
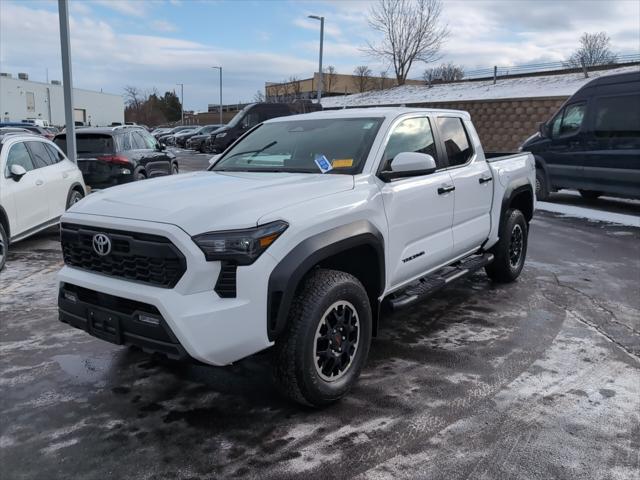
57 212 276 366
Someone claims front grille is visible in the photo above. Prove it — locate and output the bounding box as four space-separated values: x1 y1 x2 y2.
61 223 186 288
215 262 237 298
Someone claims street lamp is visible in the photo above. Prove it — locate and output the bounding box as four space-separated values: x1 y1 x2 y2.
308 15 324 103
176 83 184 125
211 66 223 125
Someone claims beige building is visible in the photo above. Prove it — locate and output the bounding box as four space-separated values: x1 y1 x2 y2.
265 72 422 101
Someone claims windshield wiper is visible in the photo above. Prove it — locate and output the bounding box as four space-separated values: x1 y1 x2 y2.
221 141 277 162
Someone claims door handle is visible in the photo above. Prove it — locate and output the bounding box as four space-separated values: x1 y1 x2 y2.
438 185 455 195
35 179 44 186
479 176 493 184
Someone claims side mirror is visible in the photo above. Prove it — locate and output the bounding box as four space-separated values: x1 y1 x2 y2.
539 122 549 138
208 154 221 166
379 152 437 181
9 164 27 181
158 142 166 150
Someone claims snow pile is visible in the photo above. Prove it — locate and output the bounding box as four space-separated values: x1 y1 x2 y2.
321 65 639 109
537 201 640 228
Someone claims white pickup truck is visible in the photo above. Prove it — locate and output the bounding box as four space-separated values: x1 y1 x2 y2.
57 108 535 406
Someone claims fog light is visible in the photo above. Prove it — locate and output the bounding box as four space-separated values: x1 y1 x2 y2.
63 291 78 303
120 168 131 174
137 313 160 326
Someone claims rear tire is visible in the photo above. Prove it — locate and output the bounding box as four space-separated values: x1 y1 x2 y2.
535 169 549 201
579 190 602 200
171 163 179 175
0 223 7 271
271 269 372 407
485 209 528 283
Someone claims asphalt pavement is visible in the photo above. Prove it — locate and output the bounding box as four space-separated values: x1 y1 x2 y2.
1 149 638 480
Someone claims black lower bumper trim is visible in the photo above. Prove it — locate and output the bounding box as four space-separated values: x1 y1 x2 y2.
58 283 189 360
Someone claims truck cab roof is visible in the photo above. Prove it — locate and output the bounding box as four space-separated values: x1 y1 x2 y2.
265 107 471 124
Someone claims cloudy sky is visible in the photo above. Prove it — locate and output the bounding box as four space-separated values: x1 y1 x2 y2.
1 0 638 110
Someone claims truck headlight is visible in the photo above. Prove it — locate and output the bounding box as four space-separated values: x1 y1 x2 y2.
215 132 227 138
193 221 288 265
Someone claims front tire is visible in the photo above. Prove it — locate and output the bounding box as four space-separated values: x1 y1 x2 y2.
0 223 7 271
271 269 372 407
171 163 179 175
134 168 147 181
535 169 549 201
485 209 528 283
66 188 84 209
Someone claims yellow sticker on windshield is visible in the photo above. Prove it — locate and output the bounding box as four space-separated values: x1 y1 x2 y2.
332 159 353 168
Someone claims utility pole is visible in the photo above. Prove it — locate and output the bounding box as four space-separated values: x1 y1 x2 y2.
176 83 184 124
308 15 324 103
211 66 223 124
58 0 76 163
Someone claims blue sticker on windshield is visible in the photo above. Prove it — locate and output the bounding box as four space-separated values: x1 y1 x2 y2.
314 154 333 173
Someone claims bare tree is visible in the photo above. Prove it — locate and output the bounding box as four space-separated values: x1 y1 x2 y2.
324 65 337 94
123 85 143 109
365 0 449 85
423 62 464 85
353 65 374 93
253 90 265 102
567 32 617 68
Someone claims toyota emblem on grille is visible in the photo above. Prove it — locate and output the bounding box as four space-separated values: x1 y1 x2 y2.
92 233 112 256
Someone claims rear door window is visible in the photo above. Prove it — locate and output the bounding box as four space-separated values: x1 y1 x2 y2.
131 131 148 150
44 143 65 163
26 141 55 168
436 117 474 167
594 94 640 138
5 142 35 177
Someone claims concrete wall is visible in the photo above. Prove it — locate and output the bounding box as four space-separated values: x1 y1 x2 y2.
418 97 568 151
0 77 124 127
330 96 568 152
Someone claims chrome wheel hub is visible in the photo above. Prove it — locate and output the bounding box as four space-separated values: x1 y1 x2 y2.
509 224 524 267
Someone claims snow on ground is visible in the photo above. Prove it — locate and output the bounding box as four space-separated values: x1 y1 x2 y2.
537 201 640 227
321 65 639 109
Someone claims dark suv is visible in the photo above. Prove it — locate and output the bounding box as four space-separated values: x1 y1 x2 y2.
521 71 640 200
185 124 224 151
54 126 178 189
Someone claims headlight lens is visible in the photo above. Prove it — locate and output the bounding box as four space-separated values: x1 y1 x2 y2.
215 132 227 138
193 221 288 265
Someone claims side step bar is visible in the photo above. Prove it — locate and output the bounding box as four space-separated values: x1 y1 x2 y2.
386 253 494 311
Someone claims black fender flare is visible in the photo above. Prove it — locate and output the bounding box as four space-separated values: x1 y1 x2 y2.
500 181 534 226
267 220 385 341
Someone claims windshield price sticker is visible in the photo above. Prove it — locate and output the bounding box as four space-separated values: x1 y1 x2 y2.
332 159 354 168
314 154 333 173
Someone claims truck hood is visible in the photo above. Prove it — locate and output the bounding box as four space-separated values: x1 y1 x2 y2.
71 171 354 235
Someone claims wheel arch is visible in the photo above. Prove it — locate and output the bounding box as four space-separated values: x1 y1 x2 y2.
502 182 534 224
0 205 10 240
267 220 385 342
66 182 86 207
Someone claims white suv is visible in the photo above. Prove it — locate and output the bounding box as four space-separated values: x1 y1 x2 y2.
0 134 86 269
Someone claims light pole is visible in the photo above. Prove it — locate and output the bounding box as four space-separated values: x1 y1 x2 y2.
308 15 324 103
211 66 223 125
58 0 76 162
176 83 184 124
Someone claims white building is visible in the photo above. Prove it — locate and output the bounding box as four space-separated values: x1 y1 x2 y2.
0 73 124 127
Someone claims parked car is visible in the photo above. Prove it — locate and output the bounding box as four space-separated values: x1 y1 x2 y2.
157 126 198 145
521 70 640 200
179 124 224 150
21 119 52 128
151 127 170 138
0 133 86 270
0 127 35 136
53 126 178 189
204 102 321 153
0 122 52 139
57 107 535 406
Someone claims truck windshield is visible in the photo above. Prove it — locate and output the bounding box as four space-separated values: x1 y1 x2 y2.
211 117 384 174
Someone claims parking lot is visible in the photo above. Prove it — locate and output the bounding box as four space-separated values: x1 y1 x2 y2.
1 149 639 480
